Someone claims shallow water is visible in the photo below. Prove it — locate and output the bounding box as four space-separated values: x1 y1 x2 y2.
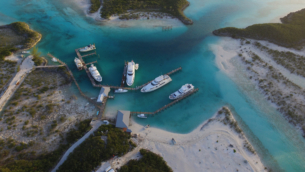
1 0 305 171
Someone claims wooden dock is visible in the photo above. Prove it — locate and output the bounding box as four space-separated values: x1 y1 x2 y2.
130 88 199 115
85 61 97 66
74 47 182 90
35 65 65 68
47 53 108 117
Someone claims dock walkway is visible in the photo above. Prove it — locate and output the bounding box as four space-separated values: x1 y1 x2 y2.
47 53 108 118
130 88 199 115
74 48 182 90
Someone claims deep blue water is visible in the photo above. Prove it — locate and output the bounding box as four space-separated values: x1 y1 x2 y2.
1 0 305 171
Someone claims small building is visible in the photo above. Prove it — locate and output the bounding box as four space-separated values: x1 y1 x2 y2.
97 87 110 103
115 110 132 133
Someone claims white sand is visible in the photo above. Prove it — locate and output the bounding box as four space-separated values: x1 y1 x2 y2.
99 110 265 172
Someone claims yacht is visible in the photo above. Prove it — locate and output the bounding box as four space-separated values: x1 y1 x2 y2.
79 44 96 52
74 57 83 70
89 64 102 82
169 84 194 100
126 61 136 86
141 75 172 93
114 88 128 93
137 114 147 119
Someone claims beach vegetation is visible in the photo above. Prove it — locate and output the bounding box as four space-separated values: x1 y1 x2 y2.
57 124 135 172
31 46 44 66
213 8 305 48
119 149 173 172
100 0 192 24
90 0 101 13
0 119 92 172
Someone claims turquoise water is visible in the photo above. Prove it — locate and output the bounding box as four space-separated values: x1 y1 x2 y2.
1 0 305 171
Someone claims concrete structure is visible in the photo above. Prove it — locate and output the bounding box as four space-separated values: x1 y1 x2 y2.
115 110 132 132
97 87 110 103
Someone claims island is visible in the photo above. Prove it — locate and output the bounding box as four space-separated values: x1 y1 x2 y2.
89 0 193 25
212 8 305 138
213 8 305 49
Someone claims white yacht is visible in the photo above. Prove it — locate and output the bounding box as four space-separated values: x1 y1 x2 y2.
89 64 102 82
114 89 128 93
169 84 194 100
74 57 83 70
126 61 136 86
137 114 147 119
79 44 96 52
141 75 172 93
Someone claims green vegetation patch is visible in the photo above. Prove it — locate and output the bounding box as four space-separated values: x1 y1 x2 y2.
119 149 173 172
99 0 192 24
0 60 17 90
57 125 135 172
0 119 92 172
90 0 101 13
213 8 305 48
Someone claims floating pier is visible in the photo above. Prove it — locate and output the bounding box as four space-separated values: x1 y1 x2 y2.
130 88 199 115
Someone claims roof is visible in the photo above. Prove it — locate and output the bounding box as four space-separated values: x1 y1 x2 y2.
115 110 130 129
97 87 111 103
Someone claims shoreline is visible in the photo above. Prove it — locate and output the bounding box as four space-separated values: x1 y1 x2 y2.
73 0 188 26
100 107 265 172
211 37 305 137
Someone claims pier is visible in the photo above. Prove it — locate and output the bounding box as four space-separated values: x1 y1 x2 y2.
130 88 199 115
47 53 108 117
74 47 182 90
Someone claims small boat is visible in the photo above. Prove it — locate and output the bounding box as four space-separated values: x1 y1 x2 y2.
89 64 102 82
52 58 58 62
115 88 128 93
169 84 194 100
74 57 83 70
22 51 30 54
79 44 96 52
172 138 176 145
141 75 172 93
137 114 147 118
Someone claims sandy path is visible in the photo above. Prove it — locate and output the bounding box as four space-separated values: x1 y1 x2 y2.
0 55 34 111
51 120 103 172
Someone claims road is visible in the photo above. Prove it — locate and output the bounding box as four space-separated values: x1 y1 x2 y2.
0 56 34 110
51 121 103 172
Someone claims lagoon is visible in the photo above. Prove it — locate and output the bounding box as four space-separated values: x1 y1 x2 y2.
1 0 305 171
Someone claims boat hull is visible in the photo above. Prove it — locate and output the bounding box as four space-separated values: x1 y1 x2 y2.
141 78 172 93
169 89 194 100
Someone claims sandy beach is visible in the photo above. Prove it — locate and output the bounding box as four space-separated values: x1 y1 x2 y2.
98 108 265 172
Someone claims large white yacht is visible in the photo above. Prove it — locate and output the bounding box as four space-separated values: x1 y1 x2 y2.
169 84 194 100
141 75 172 93
89 64 102 82
126 61 136 86
79 44 96 52
74 57 83 70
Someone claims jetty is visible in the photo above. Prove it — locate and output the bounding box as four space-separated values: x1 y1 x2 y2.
47 53 109 118
74 47 182 90
130 88 199 115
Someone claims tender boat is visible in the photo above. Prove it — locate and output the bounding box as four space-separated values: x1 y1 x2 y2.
52 58 58 62
74 57 83 70
22 51 30 54
126 61 136 86
115 88 128 93
169 84 194 100
137 114 147 118
89 64 102 82
79 44 96 52
141 75 172 93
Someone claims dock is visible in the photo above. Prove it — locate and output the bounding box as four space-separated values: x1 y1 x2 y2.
47 53 108 118
74 47 182 90
130 88 199 115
